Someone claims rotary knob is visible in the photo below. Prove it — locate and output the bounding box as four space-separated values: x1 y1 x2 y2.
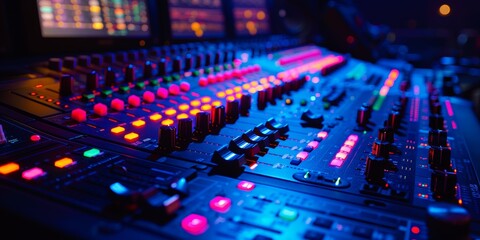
59 74 74 97
240 93 252 116
158 125 176 151
378 127 394 144
177 117 193 144
86 71 99 92
364 154 386 185
430 170 457 200
428 129 448 147
429 146 452 170
429 114 445 130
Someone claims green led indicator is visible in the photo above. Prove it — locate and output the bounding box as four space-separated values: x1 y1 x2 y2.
83 148 101 158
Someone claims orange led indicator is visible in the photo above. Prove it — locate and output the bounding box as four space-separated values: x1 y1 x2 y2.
165 108 177 116
111 126 125 134
177 113 189 120
54 157 75 168
132 120 146 127
124 132 139 142
161 119 174 126
178 104 190 111
190 100 201 107
0 162 20 175
149 113 162 121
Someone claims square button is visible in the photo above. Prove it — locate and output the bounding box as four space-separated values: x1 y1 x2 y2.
278 208 298 221
181 214 208 235
209 196 231 213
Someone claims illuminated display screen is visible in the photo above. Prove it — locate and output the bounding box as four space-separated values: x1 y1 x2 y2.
37 0 150 38
233 0 270 36
168 0 225 38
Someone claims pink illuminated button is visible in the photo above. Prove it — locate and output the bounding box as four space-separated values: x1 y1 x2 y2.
296 151 309 161
209 196 232 213
180 81 191 92
340 146 352 153
71 108 87 122
111 98 125 111
224 71 232 80
330 159 344 167
335 152 348 160
237 181 255 191
207 74 216 84
93 103 108 116
169 84 180 95
348 134 359 142
181 214 208 235
233 69 242 78
128 95 141 107
344 140 355 147
22 167 45 180
198 77 208 87
143 91 155 103
317 131 328 139
307 141 319 149
156 87 168 99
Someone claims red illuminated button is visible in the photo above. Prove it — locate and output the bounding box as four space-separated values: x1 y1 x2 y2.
128 95 141 107
169 84 180 95
237 181 255 191
143 91 155 103
198 77 208 87
93 103 108 116
71 108 87 122
207 74 216 84
209 196 232 213
22 167 45 180
296 151 309 161
215 73 224 82
180 81 191 92
30 134 41 142
232 69 242 78
111 98 125 111
224 71 232 79
307 141 319 149
181 214 208 235
411 226 420 235
157 87 168 99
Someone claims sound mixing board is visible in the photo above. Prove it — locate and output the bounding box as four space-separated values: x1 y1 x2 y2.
1 1 479 240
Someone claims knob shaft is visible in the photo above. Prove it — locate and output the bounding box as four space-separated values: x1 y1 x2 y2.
105 67 116 87
240 93 251 116
86 71 99 92
178 118 193 143
226 100 239 123
125 64 135 83
211 105 226 132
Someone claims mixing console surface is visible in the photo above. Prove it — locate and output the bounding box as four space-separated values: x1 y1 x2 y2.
1 36 479 240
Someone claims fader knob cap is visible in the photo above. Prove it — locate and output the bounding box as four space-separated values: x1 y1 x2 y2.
240 93 252 116
158 125 176 150
364 154 386 184
49 58 63 71
429 114 445 130
59 74 74 97
378 127 394 144
428 129 448 147
105 67 116 87
86 71 99 92
430 170 457 200
257 89 267 110
211 105 226 132
177 118 193 142
226 99 240 123
125 64 136 83
372 139 390 159
428 146 452 170
426 203 471 240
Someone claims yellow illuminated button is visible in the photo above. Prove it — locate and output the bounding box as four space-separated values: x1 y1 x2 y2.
242 83 251 90
216 92 226 98
161 119 174 126
165 108 177 116
212 100 222 107
235 93 242 99
177 113 189 120
0 162 20 175
190 109 200 116
201 96 211 103
226 96 235 101
149 113 162 121
225 89 233 95
111 126 125 134
190 100 201 107
178 104 189 111
201 104 212 111
132 120 146 128
234 86 242 92
124 132 139 142
54 157 75 168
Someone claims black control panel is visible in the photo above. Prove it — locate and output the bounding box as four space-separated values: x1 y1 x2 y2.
0 1 479 240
